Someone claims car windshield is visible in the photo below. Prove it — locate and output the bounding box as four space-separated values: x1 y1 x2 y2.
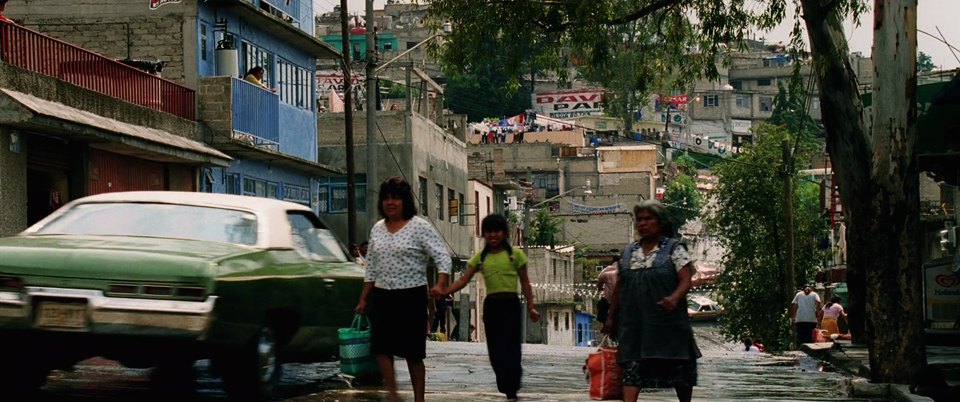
32 202 258 245
688 300 702 311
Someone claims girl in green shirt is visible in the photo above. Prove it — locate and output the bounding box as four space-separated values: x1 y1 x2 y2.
442 214 540 401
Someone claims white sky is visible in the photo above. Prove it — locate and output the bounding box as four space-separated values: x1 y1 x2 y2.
323 1 960 70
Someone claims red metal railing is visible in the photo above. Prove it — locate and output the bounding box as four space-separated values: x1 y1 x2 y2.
0 20 195 120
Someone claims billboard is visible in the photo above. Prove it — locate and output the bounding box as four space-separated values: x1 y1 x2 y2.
534 89 604 119
316 72 362 94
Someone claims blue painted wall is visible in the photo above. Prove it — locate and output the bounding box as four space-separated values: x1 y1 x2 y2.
201 159 318 213
279 103 317 161
195 3 319 169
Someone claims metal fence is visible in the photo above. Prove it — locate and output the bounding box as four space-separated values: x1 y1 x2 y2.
231 77 279 149
0 20 196 120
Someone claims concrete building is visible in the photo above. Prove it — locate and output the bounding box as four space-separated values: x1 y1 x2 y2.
633 42 872 154
0 18 230 236
7 0 343 213
316 110 471 260
524 246 577 346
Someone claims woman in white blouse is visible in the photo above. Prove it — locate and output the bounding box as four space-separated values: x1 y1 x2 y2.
355 177 450 402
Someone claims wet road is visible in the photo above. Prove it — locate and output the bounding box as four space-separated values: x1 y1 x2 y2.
30 323 883 401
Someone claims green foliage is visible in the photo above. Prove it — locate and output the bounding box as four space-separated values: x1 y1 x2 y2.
769 81 820 138
704 124 827 352
381 80 418 100
444 66 532 121
430 0 868 98
661 174 701 231
528 208 562 247
918 51 936 73
673 153 699 176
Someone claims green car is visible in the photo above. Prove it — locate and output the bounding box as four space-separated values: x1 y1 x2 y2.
0 191 365 400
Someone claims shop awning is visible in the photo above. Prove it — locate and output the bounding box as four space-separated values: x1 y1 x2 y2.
0 89 232 167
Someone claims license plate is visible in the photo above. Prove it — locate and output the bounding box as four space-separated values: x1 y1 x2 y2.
35 301 88 329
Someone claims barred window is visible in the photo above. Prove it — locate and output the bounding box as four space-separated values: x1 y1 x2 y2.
241 41 274 83
277 58 313 110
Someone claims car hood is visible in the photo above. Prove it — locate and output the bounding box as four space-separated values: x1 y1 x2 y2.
0 234 253 282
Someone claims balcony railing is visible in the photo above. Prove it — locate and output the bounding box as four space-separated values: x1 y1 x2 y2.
231 78 279 150
0 20 196 120
249 0 300 24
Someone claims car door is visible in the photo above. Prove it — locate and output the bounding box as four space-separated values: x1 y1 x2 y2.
284 212 363 360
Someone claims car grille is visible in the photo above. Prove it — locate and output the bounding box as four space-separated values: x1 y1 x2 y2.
107 283 207 301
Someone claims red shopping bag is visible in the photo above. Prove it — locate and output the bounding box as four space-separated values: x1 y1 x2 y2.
585 337 622 400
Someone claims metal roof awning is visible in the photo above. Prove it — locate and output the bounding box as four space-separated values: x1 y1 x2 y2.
207 0 342 60
0 89 232 167
212 137 344 175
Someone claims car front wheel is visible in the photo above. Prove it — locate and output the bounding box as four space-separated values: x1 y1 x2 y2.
220 327 282 401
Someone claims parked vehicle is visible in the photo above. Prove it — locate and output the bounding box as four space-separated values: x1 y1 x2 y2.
688 296 723 321
0 191 365 400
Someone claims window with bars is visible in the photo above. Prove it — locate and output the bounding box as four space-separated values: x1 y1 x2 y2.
226 173 241 195
703 95 719 107
241 41 274 83
760 96 774 112
435 184 444 220
277 58 312 110
447 189 456 223
283 183 311 206
419 177 428 216
317 176 366 213
458 193 465 226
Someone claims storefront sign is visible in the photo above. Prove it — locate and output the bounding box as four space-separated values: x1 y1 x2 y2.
731 119 753 134
924 258 960 324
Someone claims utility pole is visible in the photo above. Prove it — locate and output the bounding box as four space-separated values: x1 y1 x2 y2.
781 140 796 301
339 0 357 247
365 0 378 228
521 166 533 342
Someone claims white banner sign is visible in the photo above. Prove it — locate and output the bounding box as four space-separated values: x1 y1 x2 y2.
316 72 362 94
567 200 623 214
534 89 604 119
731 119 753 134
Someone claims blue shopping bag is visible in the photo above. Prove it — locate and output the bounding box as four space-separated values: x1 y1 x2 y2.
337 314 379 378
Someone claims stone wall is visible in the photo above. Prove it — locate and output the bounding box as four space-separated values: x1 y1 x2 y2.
0 127 28 237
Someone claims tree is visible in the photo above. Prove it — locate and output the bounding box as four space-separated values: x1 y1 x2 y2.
705 124 826 351
661 174 701 231
769 81 821 139
917 51 936 73
444 65 532 121
431 0 924 381
528 208 562 247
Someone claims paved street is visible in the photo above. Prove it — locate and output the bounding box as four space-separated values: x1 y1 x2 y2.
26 323 884 402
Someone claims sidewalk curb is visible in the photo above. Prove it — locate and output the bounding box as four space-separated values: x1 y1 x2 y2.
801 343 934 402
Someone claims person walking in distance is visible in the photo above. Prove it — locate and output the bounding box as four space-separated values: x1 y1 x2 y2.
596 259 619 333
439 214 539 401
790 285 822 346
604 201 700 402
355 177 451 402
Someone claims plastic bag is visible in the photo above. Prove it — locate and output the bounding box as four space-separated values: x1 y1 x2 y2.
585 336 622 400
338 314 379 378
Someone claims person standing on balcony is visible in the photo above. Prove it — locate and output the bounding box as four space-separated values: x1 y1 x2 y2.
243 66 275 93
0 0 11 22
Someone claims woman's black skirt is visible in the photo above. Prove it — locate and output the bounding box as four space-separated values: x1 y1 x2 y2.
369 285 427 360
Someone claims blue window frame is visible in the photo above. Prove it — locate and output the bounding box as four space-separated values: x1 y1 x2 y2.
318 175 366 213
